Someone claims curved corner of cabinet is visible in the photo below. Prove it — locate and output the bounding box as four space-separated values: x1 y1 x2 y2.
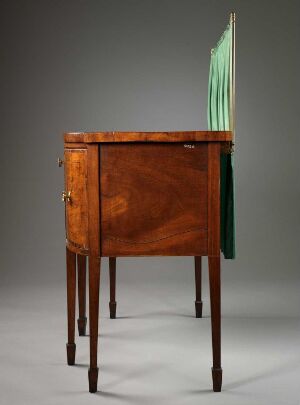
63 144 89 256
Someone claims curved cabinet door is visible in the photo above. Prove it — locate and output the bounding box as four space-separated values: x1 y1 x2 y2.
64 146 88 252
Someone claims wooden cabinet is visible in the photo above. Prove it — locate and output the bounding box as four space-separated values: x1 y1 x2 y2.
61 130 232 394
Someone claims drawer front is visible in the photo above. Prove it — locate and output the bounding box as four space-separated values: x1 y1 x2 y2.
64 147 88 251
100 143 208 256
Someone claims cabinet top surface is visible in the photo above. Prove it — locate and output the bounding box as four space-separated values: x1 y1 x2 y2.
64 131 232 143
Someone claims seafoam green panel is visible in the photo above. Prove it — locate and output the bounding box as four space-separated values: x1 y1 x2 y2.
207 22 235 259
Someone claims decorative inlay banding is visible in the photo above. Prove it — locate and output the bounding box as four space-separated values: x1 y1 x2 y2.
105 227 207 245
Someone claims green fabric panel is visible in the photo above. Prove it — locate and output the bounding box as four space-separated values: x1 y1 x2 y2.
207 23 235 259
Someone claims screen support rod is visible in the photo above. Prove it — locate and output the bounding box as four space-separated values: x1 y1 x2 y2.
230 11 236 142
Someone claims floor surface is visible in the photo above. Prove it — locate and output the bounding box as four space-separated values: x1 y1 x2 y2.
1 275 300 405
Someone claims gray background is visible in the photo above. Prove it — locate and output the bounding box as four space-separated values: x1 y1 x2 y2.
0 1 299 404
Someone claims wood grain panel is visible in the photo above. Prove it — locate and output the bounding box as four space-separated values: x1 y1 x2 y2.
100 143 208 256
87 144 100 256
208 143 221 256
64 148 88 250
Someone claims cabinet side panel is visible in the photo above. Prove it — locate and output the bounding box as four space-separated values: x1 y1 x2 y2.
100 143 208 256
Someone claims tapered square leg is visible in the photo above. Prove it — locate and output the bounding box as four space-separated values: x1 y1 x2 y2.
66 247 76 365
109 257 117 319
109 301 117 319
66 343 76 366
88 256 101 393
211 367 222 392
194 256 203 318
88 367 99 393
77 317 87 336
77 254 87 336
208 256 222 392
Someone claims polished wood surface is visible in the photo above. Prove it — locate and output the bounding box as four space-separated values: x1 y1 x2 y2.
208 143 221 256
66 247 76 366
194 256 203 318
77 254 87 336
209 256 222 392
86 144 101 393
62 130 229 393
64 146 88 252
109 257 117 319
101 143 208 256
64 130 232 144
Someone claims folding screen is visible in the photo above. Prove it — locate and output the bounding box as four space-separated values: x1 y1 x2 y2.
207 12 236 259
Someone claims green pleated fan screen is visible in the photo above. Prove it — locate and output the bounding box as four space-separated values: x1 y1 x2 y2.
207 20 235 259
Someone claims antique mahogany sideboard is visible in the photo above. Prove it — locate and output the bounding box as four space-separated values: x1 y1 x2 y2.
60 130 232 393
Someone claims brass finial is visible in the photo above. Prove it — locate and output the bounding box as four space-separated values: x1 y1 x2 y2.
230 11 236 23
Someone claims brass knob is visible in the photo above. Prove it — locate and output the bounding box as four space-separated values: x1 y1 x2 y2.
58 158 64 167
61 191 71 203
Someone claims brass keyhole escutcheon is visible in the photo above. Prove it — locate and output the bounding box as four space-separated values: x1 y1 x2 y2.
62 191 72 203
58 157 64 167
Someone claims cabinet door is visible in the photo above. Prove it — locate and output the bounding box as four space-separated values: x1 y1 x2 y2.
64 147 88 251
